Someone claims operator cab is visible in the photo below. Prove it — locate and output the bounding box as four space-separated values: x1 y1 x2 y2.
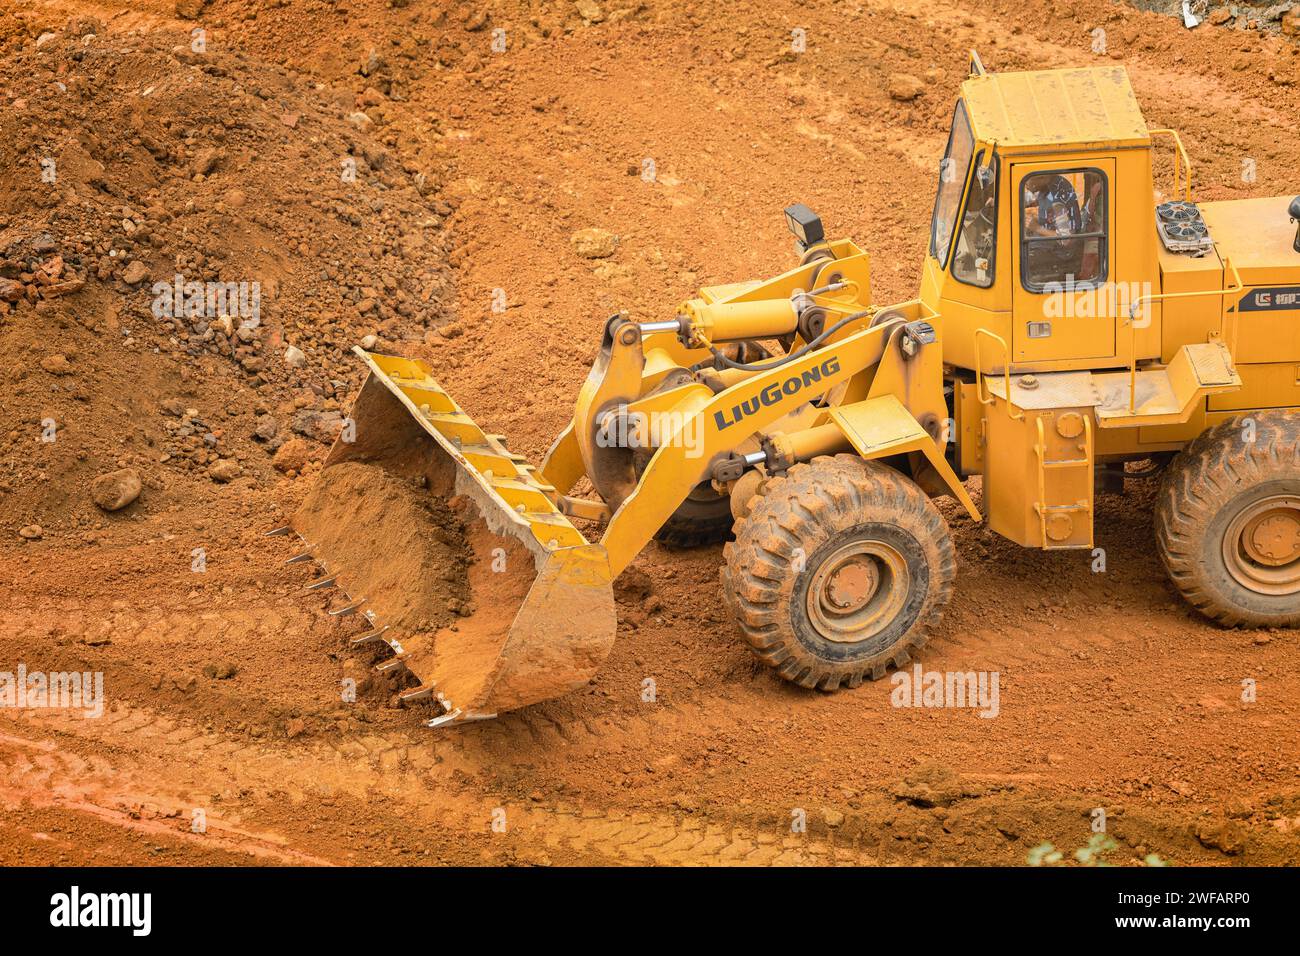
921 57 1160 373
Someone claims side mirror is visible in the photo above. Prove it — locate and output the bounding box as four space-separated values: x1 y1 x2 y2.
1290 196 1300 254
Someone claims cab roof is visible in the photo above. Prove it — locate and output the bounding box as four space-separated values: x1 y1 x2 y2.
961 65 1150 150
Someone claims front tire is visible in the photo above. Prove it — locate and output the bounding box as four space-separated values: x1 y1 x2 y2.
721 455 956 690
1156 411 1300 626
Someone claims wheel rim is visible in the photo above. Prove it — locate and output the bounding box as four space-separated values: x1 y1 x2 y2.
1222 494 1300 596
804 539 910 643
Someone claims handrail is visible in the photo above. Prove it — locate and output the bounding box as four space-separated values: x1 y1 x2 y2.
1148 128 1193 202
1033 418 1049 542
1122 252 1245 413
974 328 1025 421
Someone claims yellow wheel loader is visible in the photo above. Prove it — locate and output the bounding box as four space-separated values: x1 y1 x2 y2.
278 53 1300 726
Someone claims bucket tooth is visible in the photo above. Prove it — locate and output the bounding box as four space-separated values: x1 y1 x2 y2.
426 709 496 729
425 708 463 728
285 548 315 565
349 625 390 646
305 575 339 591
264 525 293 537
330 598 366 617
375 656 408 674
399 683 436 702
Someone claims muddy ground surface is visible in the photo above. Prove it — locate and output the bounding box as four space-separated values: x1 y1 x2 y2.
1 0 1298 865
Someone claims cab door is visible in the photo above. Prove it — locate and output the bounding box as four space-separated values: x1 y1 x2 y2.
1010 159 1116 363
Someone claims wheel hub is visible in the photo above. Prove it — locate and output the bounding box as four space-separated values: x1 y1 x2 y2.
1244 512 1300 565
1223 495 1300 595
805 540 910 643
824 560 878 611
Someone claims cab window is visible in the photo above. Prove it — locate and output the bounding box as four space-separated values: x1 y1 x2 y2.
951 152 997 288
928 101 975 269
1019 168 1108 291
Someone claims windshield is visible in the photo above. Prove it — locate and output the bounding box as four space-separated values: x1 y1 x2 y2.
928 100 975 267
951 152 997 287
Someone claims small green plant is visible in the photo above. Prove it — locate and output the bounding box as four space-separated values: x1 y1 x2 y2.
1028 835 1165 867
1074 832 1117 866
1027 841 1062 866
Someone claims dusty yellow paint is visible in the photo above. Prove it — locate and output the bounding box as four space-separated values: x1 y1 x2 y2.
962 65 1149 149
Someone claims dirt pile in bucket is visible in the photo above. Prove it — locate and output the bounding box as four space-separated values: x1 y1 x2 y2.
293 460 471 642
0 0 1298 867
292 458 541 713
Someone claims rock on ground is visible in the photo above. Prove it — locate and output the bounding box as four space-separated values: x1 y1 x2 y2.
91 468 142 511
40 354 72 375
273 438 315 474
121 261 149 285
208 460 243 482
571 228 619 259
887 73 926 102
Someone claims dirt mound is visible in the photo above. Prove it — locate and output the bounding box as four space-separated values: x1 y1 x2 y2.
0 15 454 544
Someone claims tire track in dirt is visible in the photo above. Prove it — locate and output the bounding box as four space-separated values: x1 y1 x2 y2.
0 730 334 864
0 705 878 865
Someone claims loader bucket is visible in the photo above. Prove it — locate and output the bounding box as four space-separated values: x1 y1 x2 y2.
291 348 616 723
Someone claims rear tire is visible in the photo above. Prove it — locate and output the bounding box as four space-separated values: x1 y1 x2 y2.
721 455 955 690
1156 411 1300 626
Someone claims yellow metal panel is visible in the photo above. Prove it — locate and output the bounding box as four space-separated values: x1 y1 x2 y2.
1158 243 1224 362
698 280 762 303
1198 198 1300 364
830 396 981 520
986 370 1100 409
984 400 1094 549
830 394 929 452
962 66 1148 149
1093 343 1239 427
1199 197 1300 283
955 381 985 476
1208 362 1300 412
